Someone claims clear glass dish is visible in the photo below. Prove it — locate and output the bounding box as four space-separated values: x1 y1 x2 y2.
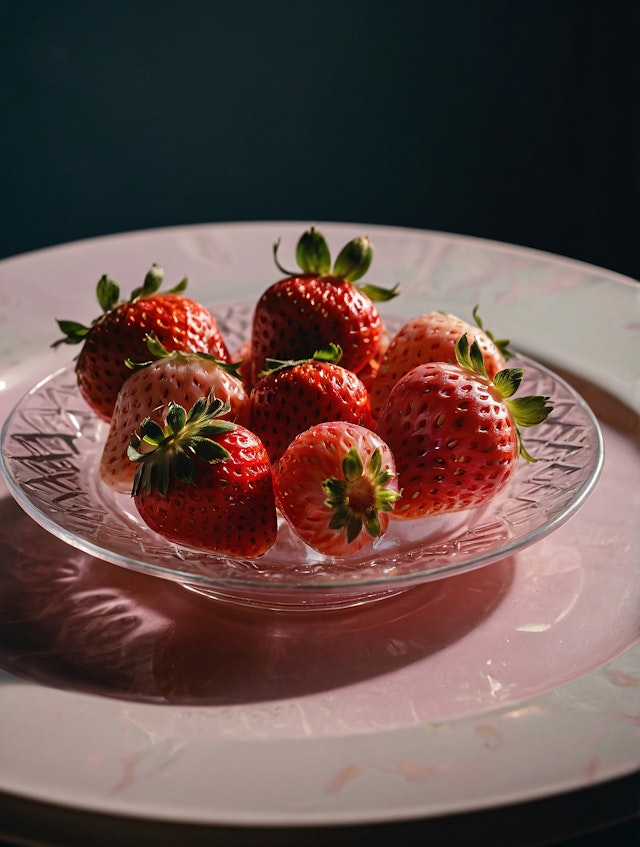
0 302 603 611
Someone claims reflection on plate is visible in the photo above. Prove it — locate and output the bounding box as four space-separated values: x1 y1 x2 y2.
0 301 604 610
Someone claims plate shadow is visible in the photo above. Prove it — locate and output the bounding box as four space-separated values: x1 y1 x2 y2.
0 495 514 705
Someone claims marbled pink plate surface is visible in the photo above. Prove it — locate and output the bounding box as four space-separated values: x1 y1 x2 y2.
0 223 637 826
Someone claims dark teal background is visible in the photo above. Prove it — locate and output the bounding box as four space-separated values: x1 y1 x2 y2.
1 1 638 278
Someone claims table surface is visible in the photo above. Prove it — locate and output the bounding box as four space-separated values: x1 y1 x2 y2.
0 772 638 846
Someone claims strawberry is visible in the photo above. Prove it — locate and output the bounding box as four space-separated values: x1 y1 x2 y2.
129 394 277 558
273 421 401 557
249 344 373 465
369 307 512 419
232 338 253 387
249 226 398 385
355 325 391 392
53 264 230 421
100 334 249 493
374 335 552 520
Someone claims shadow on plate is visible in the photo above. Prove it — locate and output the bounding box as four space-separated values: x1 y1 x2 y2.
0 495 514 705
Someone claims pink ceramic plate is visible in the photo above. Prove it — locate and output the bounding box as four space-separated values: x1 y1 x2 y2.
0 223 637 827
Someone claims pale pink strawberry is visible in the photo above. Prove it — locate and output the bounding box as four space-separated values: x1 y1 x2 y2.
273 421 401 557
100 336 248 493
369 308 511 419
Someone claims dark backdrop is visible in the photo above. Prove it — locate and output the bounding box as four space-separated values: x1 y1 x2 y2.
1 0 638 278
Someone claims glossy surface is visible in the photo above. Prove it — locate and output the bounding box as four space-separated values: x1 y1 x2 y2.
0 223 638 827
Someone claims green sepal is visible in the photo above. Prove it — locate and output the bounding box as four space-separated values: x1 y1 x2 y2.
51 320 91 347
96 275 120 312
455 334 488 378
323 476 348 500
139 417 166 445
342 446 364 483
191 435 232 462
170 277 188 294
375 488 402 511
273 227 331 277
130 263 164 301
129 264 187 301
355 282 400 302
333 236 373 283
196 419 237 438
327 508 363 544
296 227 332 275
311 343 342 364
493 367 524 399
364 510 382 539
506 395 553 428
173 447 197 486
345 514 364 544
128 264 188 301
166 401 187 434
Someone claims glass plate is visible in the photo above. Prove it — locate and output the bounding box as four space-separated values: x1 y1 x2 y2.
0 302 603 610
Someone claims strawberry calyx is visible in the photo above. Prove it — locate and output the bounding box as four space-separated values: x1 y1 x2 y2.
125 332 243 379
455 334 553 462
272 226 398 301
128 393 237 496
52 264 188 348
322 447 402 543
258 342 343 378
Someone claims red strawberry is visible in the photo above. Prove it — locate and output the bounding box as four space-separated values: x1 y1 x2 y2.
369 307 511 419
249 227 398 385
374 335 552 520
53 264 230 421
273 421 401 557
100 335 249 493
249 344 373 465
129 395 277 558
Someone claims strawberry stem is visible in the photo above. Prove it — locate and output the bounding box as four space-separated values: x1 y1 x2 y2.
333 236 373 282
96 275 121 312
296 226 331 275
